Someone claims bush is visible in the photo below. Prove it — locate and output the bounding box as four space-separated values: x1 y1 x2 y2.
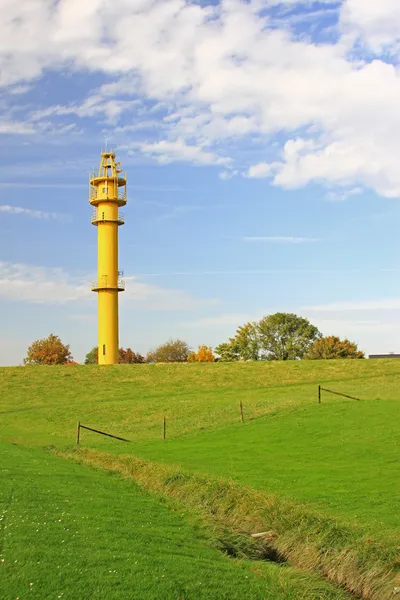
306 336 365 359
119 348 145 364
146 339 191 363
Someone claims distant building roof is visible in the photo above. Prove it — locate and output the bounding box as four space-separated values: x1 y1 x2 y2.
369 354 400 359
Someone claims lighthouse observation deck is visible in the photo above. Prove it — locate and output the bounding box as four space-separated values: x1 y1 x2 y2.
89 150 127 207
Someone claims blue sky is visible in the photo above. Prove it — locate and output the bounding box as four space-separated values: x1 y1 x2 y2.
1 0 400 365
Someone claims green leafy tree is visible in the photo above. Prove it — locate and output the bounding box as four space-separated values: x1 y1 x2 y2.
24 334 73 365
119 348 145 364
305 336 365 360
216 313 320 361
146 339 191 363
215 322 260 361
257 313 320 360
232 323 260 360
214 342 240 362
85 347 98 364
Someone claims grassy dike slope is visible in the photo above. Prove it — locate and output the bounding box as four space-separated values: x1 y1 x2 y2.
1 360 399 531
131 398 400 534
1 360 399 598
2 442 349 600
1 359 399 445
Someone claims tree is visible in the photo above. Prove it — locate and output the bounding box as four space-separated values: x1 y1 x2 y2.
216 313 321 361
188 345 215 362
214 342 240 362
231 323 260 360
257 313 320 360
85 346 145 364
305 336 365 360
146 339 191 363
215 322 260 362
24 334 73 365
85 347 98 364
119 348 145 364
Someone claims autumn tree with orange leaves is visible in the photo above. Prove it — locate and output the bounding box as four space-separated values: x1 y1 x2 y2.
24 334 73 365
306 336 365 360
188 345 215 362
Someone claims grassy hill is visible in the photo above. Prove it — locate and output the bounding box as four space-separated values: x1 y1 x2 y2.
1 359 399 531
1 359 400 599
5 441 347 600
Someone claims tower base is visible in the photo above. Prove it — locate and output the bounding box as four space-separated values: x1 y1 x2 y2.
98 290 119 365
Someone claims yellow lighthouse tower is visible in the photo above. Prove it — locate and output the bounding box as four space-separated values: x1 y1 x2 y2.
89 150 126 365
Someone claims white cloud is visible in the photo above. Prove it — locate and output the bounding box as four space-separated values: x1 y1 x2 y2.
0 262 89 304
3 0 400 196
8 84 32 95
307 317 400 333
340 0 400 53
325 187 363 202
137 139 231 167
247 163 273 179
243 236 321 243
301 302 400 354
266 0 335 4
219 170 238 180
0 205 66 220
0 261 217 310
30 96 141 125
303 298 400 311
0 119 36 134
122 279 218 311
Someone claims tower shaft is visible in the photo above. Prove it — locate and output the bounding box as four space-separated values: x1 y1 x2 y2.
89 151 127 365
97 213 119 364
98 290 118 364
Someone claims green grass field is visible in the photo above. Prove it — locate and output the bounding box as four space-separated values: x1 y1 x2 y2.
1 442 350 600
132 398 400 535
1 360 400 598
1 360 399 533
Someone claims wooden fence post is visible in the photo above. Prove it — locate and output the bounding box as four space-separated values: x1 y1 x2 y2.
76 421 80 445
163 416 166 440
319 387 360 402
239 400 244 423
318 385 321 404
